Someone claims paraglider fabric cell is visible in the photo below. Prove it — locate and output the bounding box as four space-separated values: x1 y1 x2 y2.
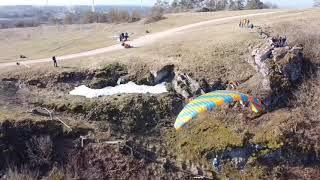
174 90 263 130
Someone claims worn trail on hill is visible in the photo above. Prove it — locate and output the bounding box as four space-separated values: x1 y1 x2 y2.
0 11 286 67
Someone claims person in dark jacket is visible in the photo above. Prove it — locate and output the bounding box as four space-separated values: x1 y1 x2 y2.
52 56 58 67
119 34 123 42
124 32 129 41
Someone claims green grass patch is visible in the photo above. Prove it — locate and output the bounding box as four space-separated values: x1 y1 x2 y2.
166 112 244 166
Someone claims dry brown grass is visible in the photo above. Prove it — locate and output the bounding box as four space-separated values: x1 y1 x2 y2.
144 7 166 24
269 9 320 167
0 9 284 63
272 12 320 63
4 167 39 180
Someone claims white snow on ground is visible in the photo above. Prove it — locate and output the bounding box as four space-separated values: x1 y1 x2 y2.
70 81 168 98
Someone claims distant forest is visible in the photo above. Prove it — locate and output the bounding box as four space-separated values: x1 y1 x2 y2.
0 5 150 29
0 0 276 29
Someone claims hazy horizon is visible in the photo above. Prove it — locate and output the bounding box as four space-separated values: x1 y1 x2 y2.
0 0 314 8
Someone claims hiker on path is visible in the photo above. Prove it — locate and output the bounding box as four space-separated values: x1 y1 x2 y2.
124 32 129 41
52 56 58 67
282 36 287 47
119 33 123 42
121 33 125 41
239 19 243 27
243 19 247 27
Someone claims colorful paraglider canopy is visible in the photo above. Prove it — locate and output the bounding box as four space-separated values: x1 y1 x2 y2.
174 90 264 130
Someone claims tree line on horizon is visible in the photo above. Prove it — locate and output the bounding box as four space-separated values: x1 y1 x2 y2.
154 0 278 12
0 0 284 29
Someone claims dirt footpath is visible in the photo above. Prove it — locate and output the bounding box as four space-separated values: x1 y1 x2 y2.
0 11 286 68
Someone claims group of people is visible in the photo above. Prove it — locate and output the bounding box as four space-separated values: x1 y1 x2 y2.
119 32 129 42
239 19 250 27
239 19 253 29
270 35 287 48
119 32 133 48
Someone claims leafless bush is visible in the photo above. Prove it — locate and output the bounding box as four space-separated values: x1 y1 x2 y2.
82 12 98 24
130 10 142 23
97 13 109 23
4 167 39 180
26 135 53 170
144 7 166 24
274 20 320 148
108 9 131 23
293 73 320 121
272 21 320 64
64 14 73 24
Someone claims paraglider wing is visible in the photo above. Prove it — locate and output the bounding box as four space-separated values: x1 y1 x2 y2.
174 90 263 130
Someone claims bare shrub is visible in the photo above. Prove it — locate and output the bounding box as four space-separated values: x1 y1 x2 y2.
108 9 131 23
272 20 320 156
64 14 73 25
272 21 320 64
82 12 98 24
4 167 39 180
97 13 109 23
130 10 142 23
26 135 53 170
144 7 166 24
293 73 320 121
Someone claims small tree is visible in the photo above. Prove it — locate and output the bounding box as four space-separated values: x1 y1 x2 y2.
178 0 195 9
246 0 264 9
108 9 130 23
205 0 217 10
216 0 229 10
130 10 142 22
64 14 73 24
97 13 109 23
83 12 98 23
234 0 245 10
155 0 170 9
144 6 166 24
171 0 180 8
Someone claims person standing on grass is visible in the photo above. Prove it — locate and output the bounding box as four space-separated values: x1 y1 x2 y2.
121 33 125 41
124 32 129 41
52 56 58 67
119 33 123 42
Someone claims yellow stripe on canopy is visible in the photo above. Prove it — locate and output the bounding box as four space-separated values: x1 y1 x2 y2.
174 90 264 130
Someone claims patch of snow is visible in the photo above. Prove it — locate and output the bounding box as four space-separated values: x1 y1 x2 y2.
70 81 167 98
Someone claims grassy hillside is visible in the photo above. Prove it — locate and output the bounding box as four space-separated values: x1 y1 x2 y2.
0 8 320 179
0 9 283 63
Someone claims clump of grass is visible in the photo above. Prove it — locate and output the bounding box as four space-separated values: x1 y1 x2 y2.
4 167 39 180
252 110 290 149
219 162 272 180
166 112 244 166
272 16 320 154
47 167 66 180
144 7 167 24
